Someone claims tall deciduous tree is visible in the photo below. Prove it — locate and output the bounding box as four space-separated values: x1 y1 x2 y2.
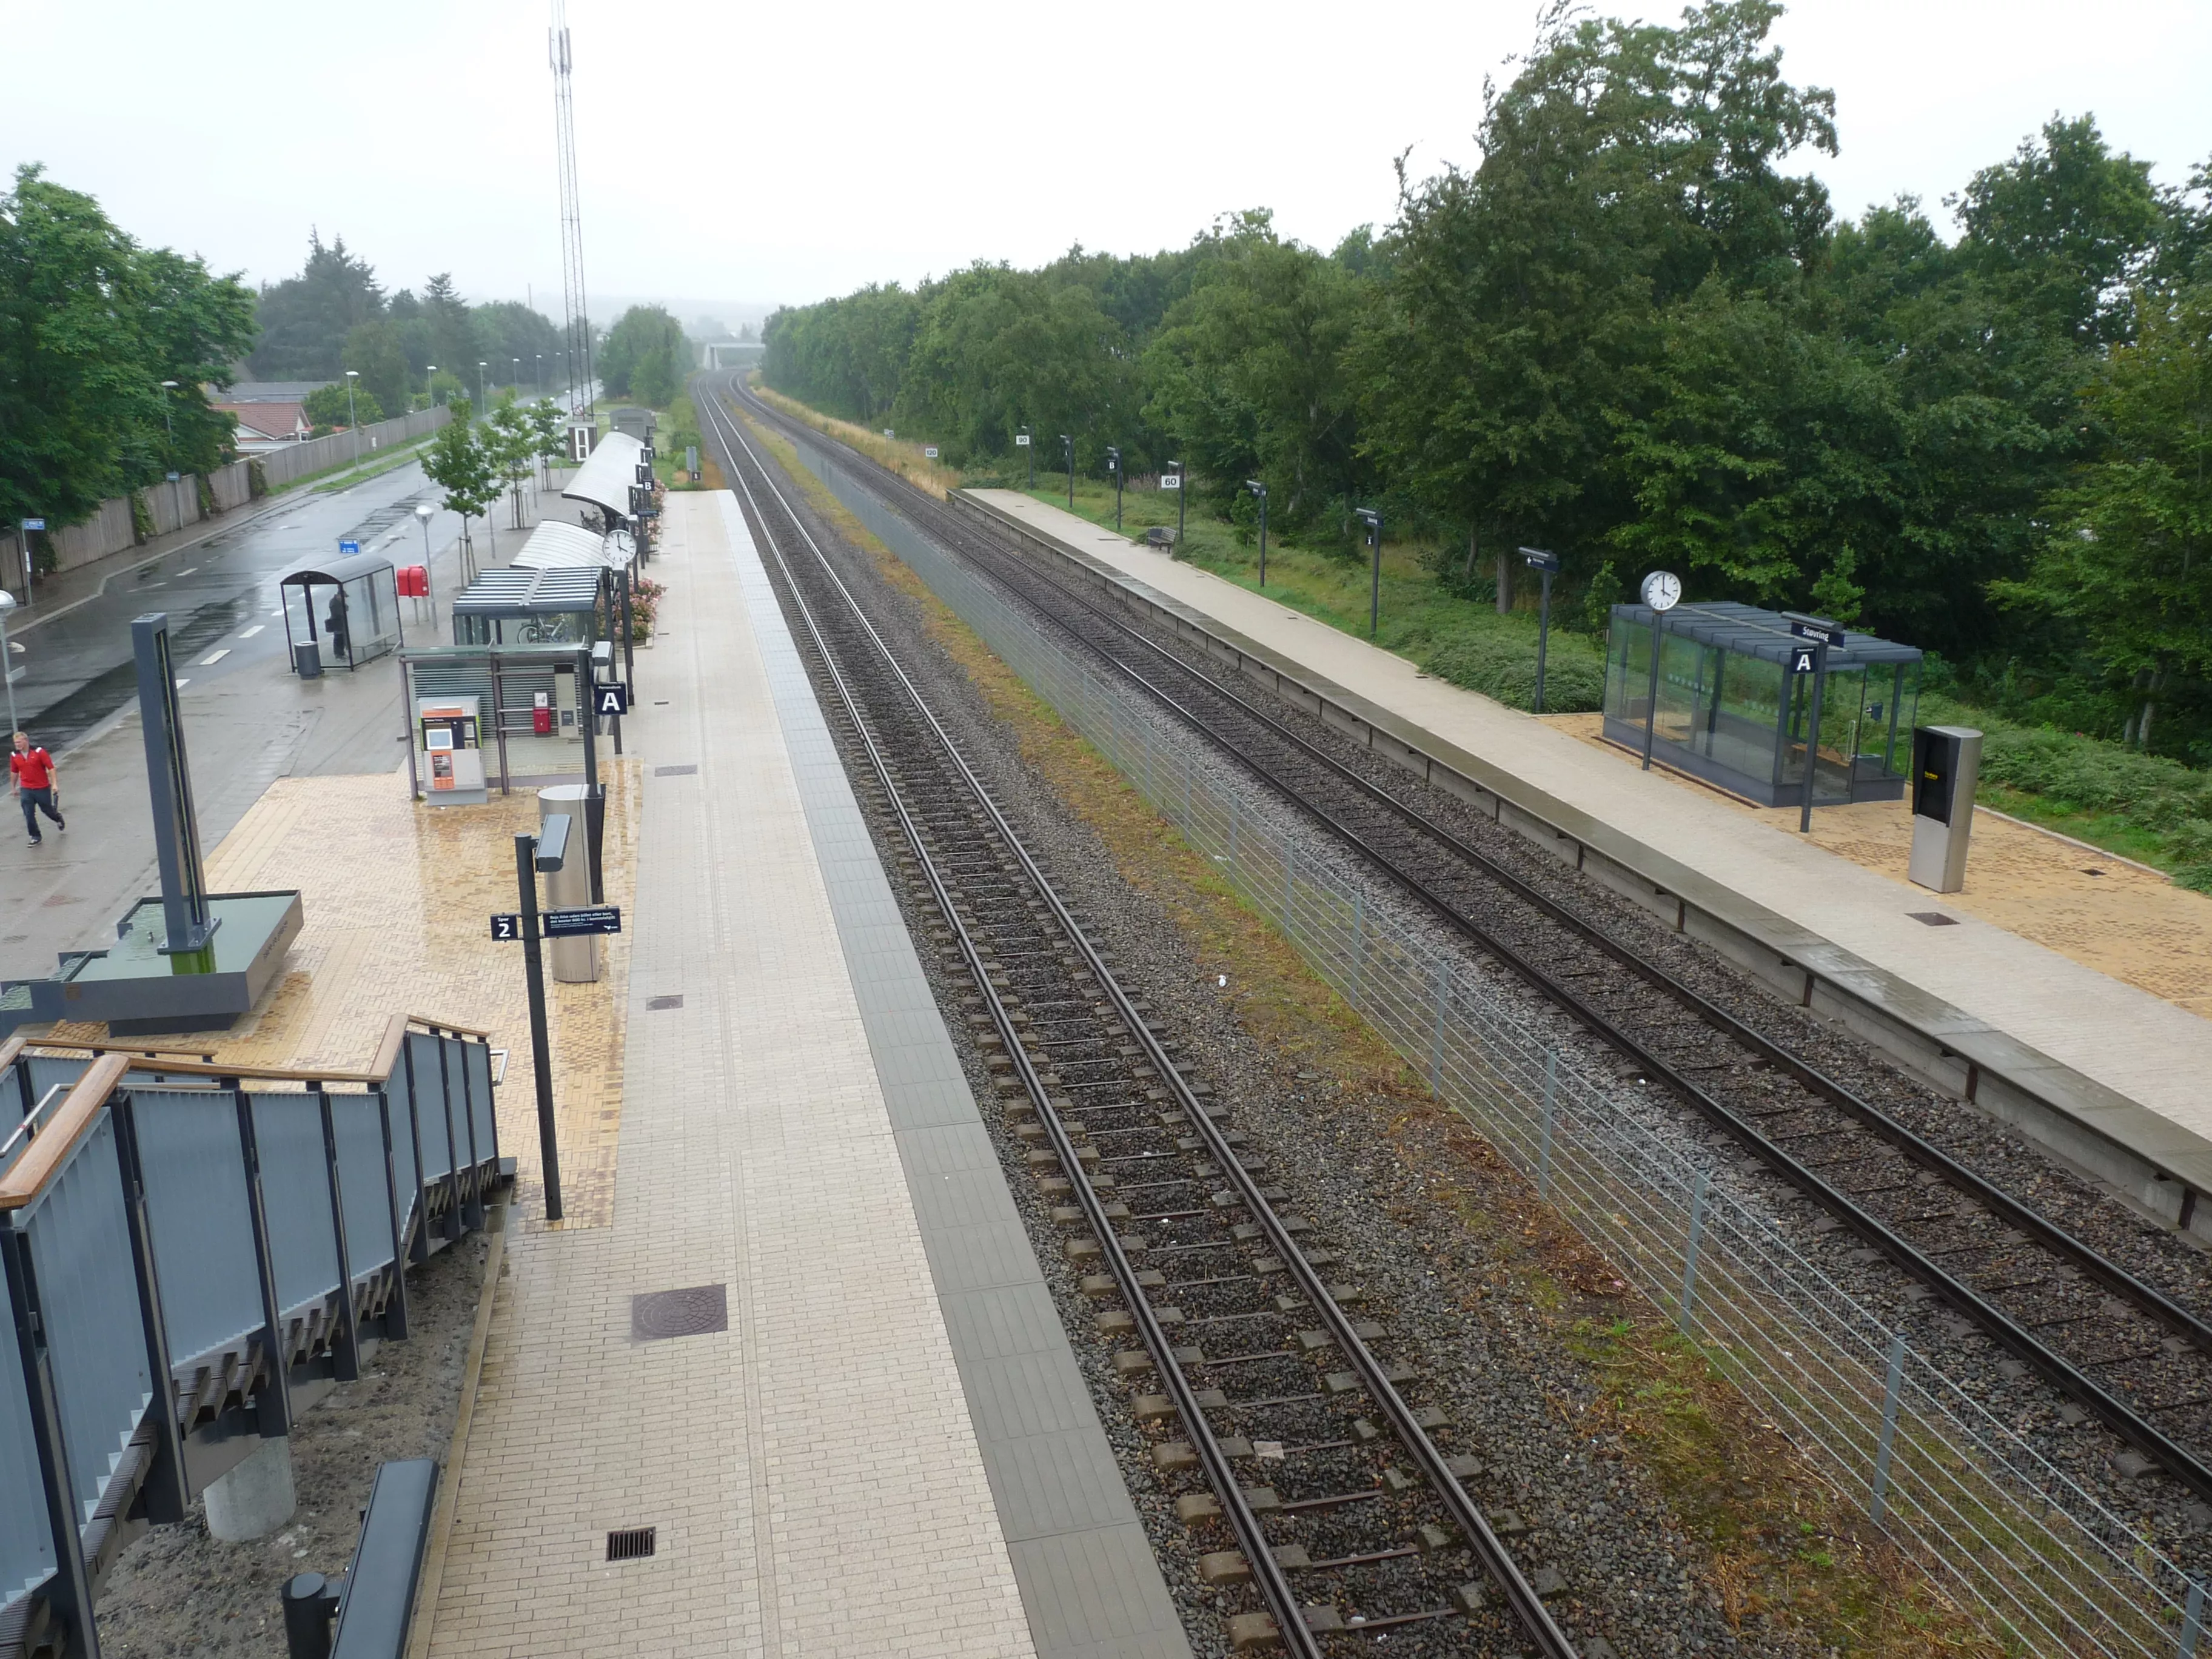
600 305 689 404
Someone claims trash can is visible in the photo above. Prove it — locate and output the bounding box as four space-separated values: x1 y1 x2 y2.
293 640 322 679
538 785 599 983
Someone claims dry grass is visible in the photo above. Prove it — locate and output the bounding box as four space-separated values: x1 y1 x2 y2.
742 404 1999 1655
746 374 964 499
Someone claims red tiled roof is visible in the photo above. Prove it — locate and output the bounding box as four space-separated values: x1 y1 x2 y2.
212 401 312 440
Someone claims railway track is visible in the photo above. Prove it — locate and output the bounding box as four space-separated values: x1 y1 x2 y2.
699 390 1591 1657
712 376 2212 1524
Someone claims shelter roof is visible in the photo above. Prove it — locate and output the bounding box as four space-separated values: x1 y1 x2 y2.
451 565 605 617
278 550 395 587
563 431 647 518
512 520 626 572
1611 601 1922 668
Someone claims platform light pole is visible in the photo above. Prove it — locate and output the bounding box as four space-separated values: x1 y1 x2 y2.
1520 547 1560 713
1247 480 1269 588
1019 425 1033 489
1060 434 1074 510
515 817 572 1222
1355 508 1383 637
344 369 363 468
1167 459 1185 549
0 589 17 734
536 354 545 398
477 361 488 418
426 364 438 407
1106 446 1122 532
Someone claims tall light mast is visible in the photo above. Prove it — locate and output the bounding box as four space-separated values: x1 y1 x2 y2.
550 0 594 418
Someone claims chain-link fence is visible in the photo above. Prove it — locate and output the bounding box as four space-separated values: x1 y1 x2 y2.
785 437 2207 1657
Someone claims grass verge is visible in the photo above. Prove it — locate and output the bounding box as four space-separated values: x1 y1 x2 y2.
746 374 964 500
743 405 1996 1657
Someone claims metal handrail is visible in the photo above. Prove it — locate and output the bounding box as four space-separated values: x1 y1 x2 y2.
7 1013 491 1093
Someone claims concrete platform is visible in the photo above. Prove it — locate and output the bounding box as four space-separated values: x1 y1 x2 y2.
424 493 1189 1659
957 488 2212 1240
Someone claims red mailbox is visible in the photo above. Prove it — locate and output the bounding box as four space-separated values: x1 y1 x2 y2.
532 691 553 736
397 564 430 597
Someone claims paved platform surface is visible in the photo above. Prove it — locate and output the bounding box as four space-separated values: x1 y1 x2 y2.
970 489 2212 1154
427 492 1187 1659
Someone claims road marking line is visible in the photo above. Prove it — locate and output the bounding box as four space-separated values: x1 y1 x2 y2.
198 649 230 665
177 567 196 576
173 678 189 689
240 625 264 638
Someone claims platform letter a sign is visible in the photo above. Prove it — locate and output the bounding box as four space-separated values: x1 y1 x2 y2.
595 683 629 716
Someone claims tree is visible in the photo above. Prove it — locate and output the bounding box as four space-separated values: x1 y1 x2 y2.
527 397 567 485
600 305 689 404
472 301 563 397
0 164 255 528
248 231 383 379
303 381 384 429
341 318 411 425
484 393 538 529
422 403 501 568
421 273 477 387
1996 282 2212 751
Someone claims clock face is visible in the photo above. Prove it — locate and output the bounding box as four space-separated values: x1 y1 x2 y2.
1640 570 1683 612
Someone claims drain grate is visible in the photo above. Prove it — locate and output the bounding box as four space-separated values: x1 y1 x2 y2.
654 764 697 777
646 994 683 1011
632 1284 728 1341
1908 911 1960 927
606 1526 657 1562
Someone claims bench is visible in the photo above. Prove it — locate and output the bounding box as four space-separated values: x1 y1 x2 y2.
1142 526 1178 550
280 1459 439 1659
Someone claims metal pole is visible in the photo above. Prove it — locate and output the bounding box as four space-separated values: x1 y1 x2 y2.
1257 489 1269 588
1869 1332 1908 1524
1677 1170 1709 1333
1176 465 1187 547
1533 569 1553 714
1799 642 1829 834
1369 513 1382 637
0 606 16 734
1062 435 1074 511
2184 1580 2205 1659
516 833 563 1222
1640 611 1666 771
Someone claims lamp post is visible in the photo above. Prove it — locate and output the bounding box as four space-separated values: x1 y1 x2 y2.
1519 547 1560 713
344 370 361 467
512 357 521 399
158 381 181 526
1247 480 1269 588
477 362 488 418
1019 425 1033 490
535 354 545 399
1355 508 1383 637
426 364 438 408
514 820 571 1222
0 589 18 735
415 503 438 625
1106 446 1122 532
1060 434 1074 511
1167 460 1185 549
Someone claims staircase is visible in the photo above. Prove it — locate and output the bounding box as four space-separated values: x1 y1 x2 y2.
0 1017 508 1659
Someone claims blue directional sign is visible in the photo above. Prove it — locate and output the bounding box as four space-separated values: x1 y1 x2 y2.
543 905 622 937
21 518 44 531
338 538 361 558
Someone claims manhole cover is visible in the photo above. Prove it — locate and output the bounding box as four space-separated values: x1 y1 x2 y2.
646 994 683 1011
632 1284 728 1341
654 764 697 777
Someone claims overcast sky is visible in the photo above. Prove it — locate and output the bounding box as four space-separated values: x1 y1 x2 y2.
5 0 2207 326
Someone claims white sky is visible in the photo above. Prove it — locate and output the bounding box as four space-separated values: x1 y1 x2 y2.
5 0 2208 324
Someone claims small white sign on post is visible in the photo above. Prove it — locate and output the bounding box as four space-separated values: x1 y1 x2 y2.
923 446 939 459
1161 474 1182 491
1014 434 1031 447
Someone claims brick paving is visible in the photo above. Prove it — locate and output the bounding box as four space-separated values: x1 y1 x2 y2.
424 492 1034 1657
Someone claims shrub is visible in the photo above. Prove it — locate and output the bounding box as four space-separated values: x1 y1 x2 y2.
1420 630 1607 712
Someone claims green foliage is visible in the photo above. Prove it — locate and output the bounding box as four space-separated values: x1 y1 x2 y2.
341 319 411 425
1422 630 1607 712
248 230 381 380
526 397 566 465
600 305 689 404
421 404 500 540
303 381 384 429
0 164 255 528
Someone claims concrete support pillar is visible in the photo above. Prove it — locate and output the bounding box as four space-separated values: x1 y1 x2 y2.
204 1436 297 1541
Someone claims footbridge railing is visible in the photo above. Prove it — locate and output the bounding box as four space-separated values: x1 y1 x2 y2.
0 1017 506 1659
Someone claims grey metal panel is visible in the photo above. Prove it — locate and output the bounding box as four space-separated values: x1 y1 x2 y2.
461 1040 496 1162
0 1253 55 1606
384 1068 419 1218
405 1034 452 1181
22 1111 152 1523
133 1087 260 1366
25 1056 90 1104
333 1095 394 1276
723 494 1193 1659
249 1093 339 1316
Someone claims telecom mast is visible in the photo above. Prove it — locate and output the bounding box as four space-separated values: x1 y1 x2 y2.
550 0 594 417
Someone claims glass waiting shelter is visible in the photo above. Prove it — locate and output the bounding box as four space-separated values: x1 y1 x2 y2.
1603 601 1922 807
449 565 608 647
278 552 404 674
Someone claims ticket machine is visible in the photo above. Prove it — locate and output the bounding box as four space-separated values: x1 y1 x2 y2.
417 698 489 806
1908 725 1982 893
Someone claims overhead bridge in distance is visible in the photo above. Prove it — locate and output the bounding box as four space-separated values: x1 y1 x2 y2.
0 1014 509 1659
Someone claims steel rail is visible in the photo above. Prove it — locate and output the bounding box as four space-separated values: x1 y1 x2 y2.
717 375 2212 1508
703 388 1582 1658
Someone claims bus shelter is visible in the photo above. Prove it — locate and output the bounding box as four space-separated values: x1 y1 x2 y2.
398 642 603 798
1603 601 1922 807
279 551 404 675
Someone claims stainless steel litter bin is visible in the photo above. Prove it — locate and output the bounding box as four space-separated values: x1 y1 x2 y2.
538 784 600 982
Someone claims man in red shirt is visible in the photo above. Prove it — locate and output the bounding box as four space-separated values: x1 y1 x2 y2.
10 731 65 845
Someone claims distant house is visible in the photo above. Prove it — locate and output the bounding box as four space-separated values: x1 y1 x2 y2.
212 401 315 449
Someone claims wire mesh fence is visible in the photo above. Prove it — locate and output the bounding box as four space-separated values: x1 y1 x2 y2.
788 438 2206 1657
